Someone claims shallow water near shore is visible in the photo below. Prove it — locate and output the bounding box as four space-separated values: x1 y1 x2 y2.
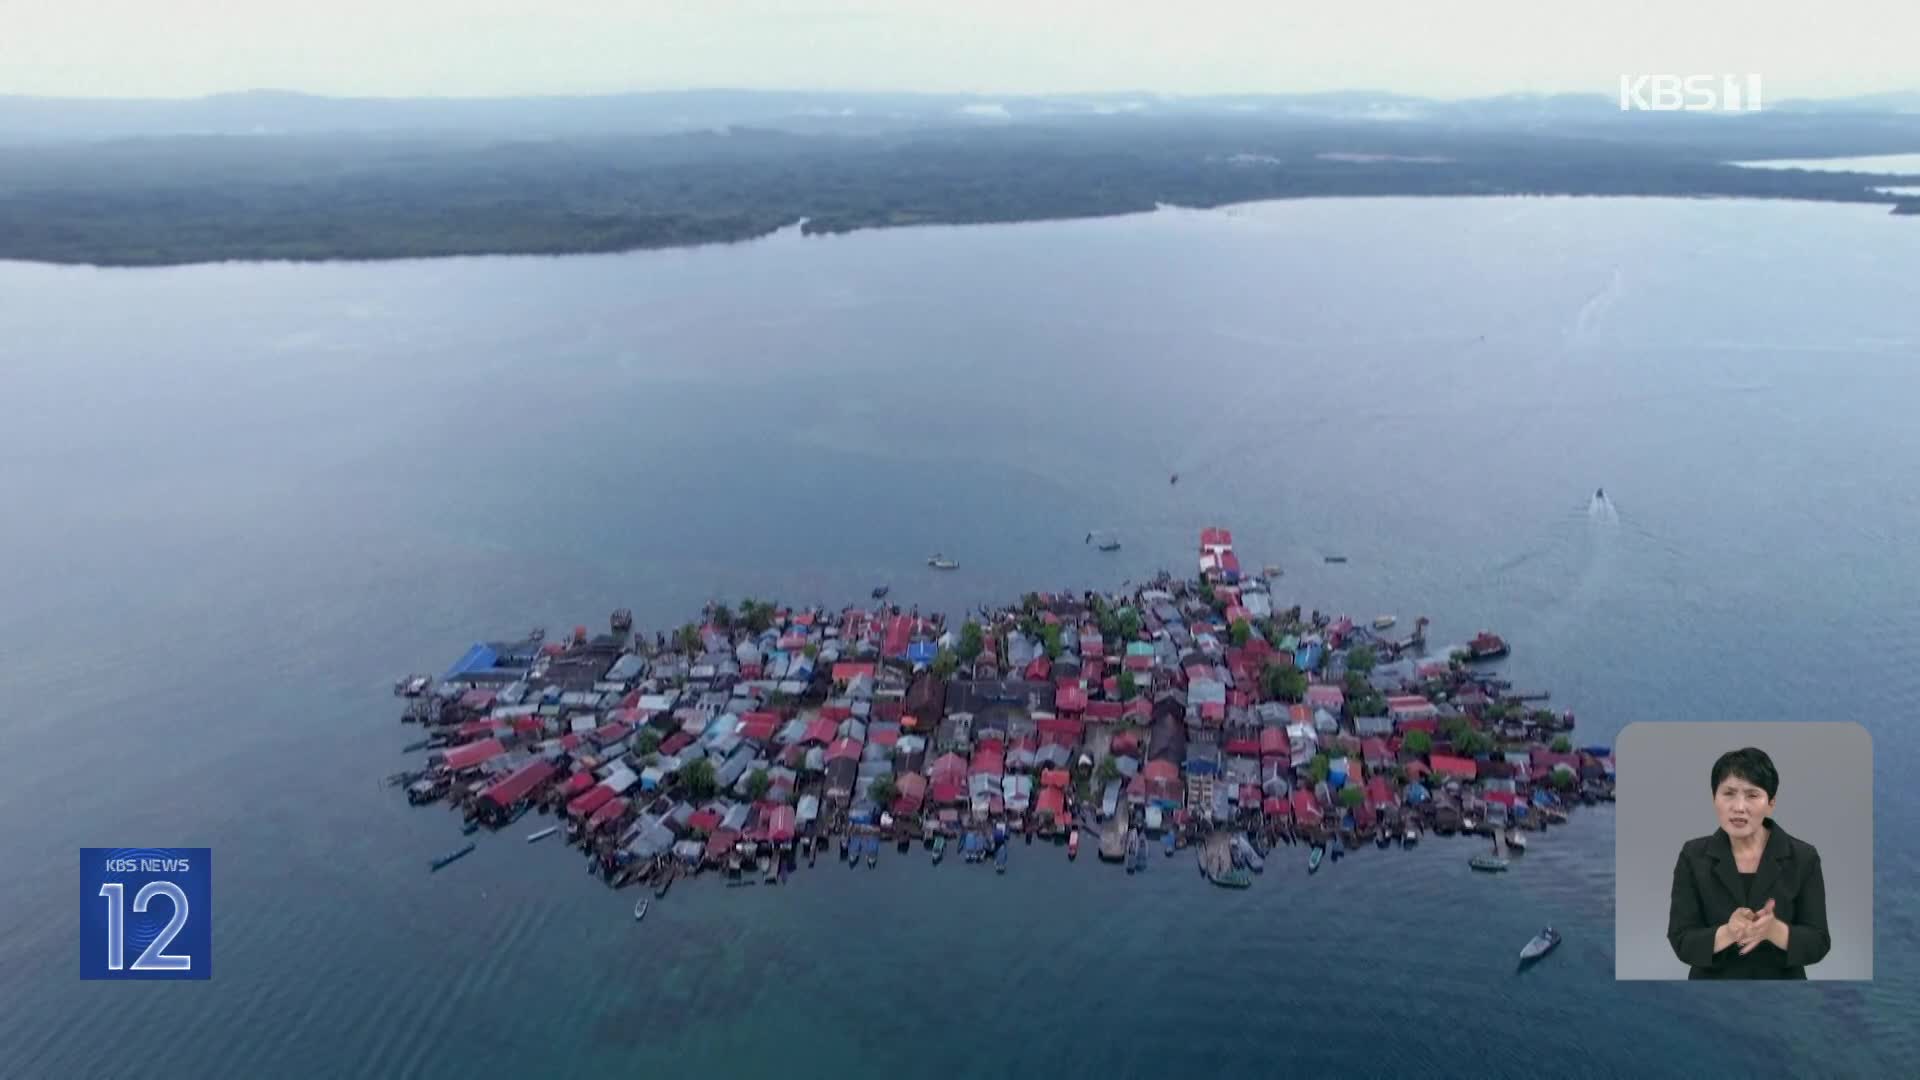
2 196 1917 1076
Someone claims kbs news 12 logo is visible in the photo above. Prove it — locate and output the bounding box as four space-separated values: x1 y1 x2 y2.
80 848 211 980
1619 74 1764 112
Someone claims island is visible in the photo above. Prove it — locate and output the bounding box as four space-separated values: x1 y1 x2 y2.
391 527 1613 892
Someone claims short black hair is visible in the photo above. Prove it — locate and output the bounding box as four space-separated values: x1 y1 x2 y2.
1711 747 1779 800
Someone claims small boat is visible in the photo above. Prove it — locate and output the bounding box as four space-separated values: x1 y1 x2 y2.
401 738 430 753
1520 926 1562 961
927 554 959 570
1163 832 1176 857
394 674 432 697
1263 565 1283 578
461 820 480 835
866 835 878 868
1169 473 1179 485
1403 825 1419 848
1308 845 1325 874
839 835 850 862
526 826 559 843
1595 487 1605 501
1330 835 1345 861
655 872 674 898
995 844 1008 874
1505 828 1529 854
932 835 947 863
429 842 476 872
1207 866 1254 889
1230 833 1264 873
1324 555 1348 564
871 585 889 599
1375 828 1393 849
1067 828 1080 860
1372 615 1396 630
633 899 649 922
1466 630 1510 661
1471 855 1510 873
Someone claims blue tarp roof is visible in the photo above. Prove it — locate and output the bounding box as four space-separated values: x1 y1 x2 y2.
907 641 938 664
1295 643 1323 671
1532 789 1557 807
445 643 498 680
1405 782 1430 803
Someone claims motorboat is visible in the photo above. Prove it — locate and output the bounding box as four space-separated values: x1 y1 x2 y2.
633 899 649 922
1505 828 1529 854
932 835 946 864
1470 855 1510 872
871 585 889 599
429 842 476 872
1067 828 1079 860
995 843 1008 874
1324 555 1348 564
1520 927 1562 961
1373 615 1396 630
1403 825 1419 848
526 826 558 843
927 554 959 570
1307 845 1325 874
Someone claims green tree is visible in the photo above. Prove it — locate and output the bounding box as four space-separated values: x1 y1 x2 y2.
957 621 985 662
1403 729 1432 755
1550 734 1572 753
1346 645 1376 675
1263 662 1307 703
739 598 773 634
1339 784 1366 808
635 728 662 755
682 758 717 800
869 774 899 807
930 649 959 680
1118 608 1142 640
1551 766 1577 791
745 768 771 802
1308 753 1331 785
1118 670 1138 701
803 642 819 659
711 603 734 630
1041 623 1065 660
675 623 703 655
1096 756 1121 785
1230 619 1252 647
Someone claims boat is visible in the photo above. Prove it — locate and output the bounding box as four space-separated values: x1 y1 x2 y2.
1067 828 1080 860
927 554 959 570
461 820 480 835
1372 615 1396 630
1403 825 1419 848
655 871 674 898
871 585 889 599
1595 487 1605 501
394 674 432 697
1164 831 1176 857
1466 630 1510 661
1169 473 1178 485
1307 845 1325 874
1470 855 1510 873
1207 866 1254 889
995 843 1008 874
866 835 878 868
1520 926 1562 961
1330 835 1345 861
1230 833 1264 873
1505 828 1529 854
1324 555 1348 564
1375 827 1393 849
526 826 558 843
839 834 850 862
633 899 649 922
429 842 476 872
932 835 946 864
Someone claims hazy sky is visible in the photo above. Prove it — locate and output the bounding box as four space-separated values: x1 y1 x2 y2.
3 0 1912 100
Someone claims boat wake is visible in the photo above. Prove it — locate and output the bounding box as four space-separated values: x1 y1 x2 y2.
1588 492 1618 524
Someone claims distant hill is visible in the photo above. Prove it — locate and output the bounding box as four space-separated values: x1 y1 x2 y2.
5 87 1920 142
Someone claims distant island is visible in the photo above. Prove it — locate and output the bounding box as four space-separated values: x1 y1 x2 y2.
2 90 1916 267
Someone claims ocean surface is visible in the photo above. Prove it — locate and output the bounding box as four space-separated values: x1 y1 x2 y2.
2 196 1916 1077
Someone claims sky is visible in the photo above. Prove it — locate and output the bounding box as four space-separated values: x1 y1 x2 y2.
2 0 1912 101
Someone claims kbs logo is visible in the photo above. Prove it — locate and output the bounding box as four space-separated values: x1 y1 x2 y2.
80 848 211 979
1619 74 1764 112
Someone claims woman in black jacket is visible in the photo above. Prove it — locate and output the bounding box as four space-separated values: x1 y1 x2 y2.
1668 747 1832 979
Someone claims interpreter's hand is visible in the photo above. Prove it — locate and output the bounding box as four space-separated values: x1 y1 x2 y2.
1738 899 1779 955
